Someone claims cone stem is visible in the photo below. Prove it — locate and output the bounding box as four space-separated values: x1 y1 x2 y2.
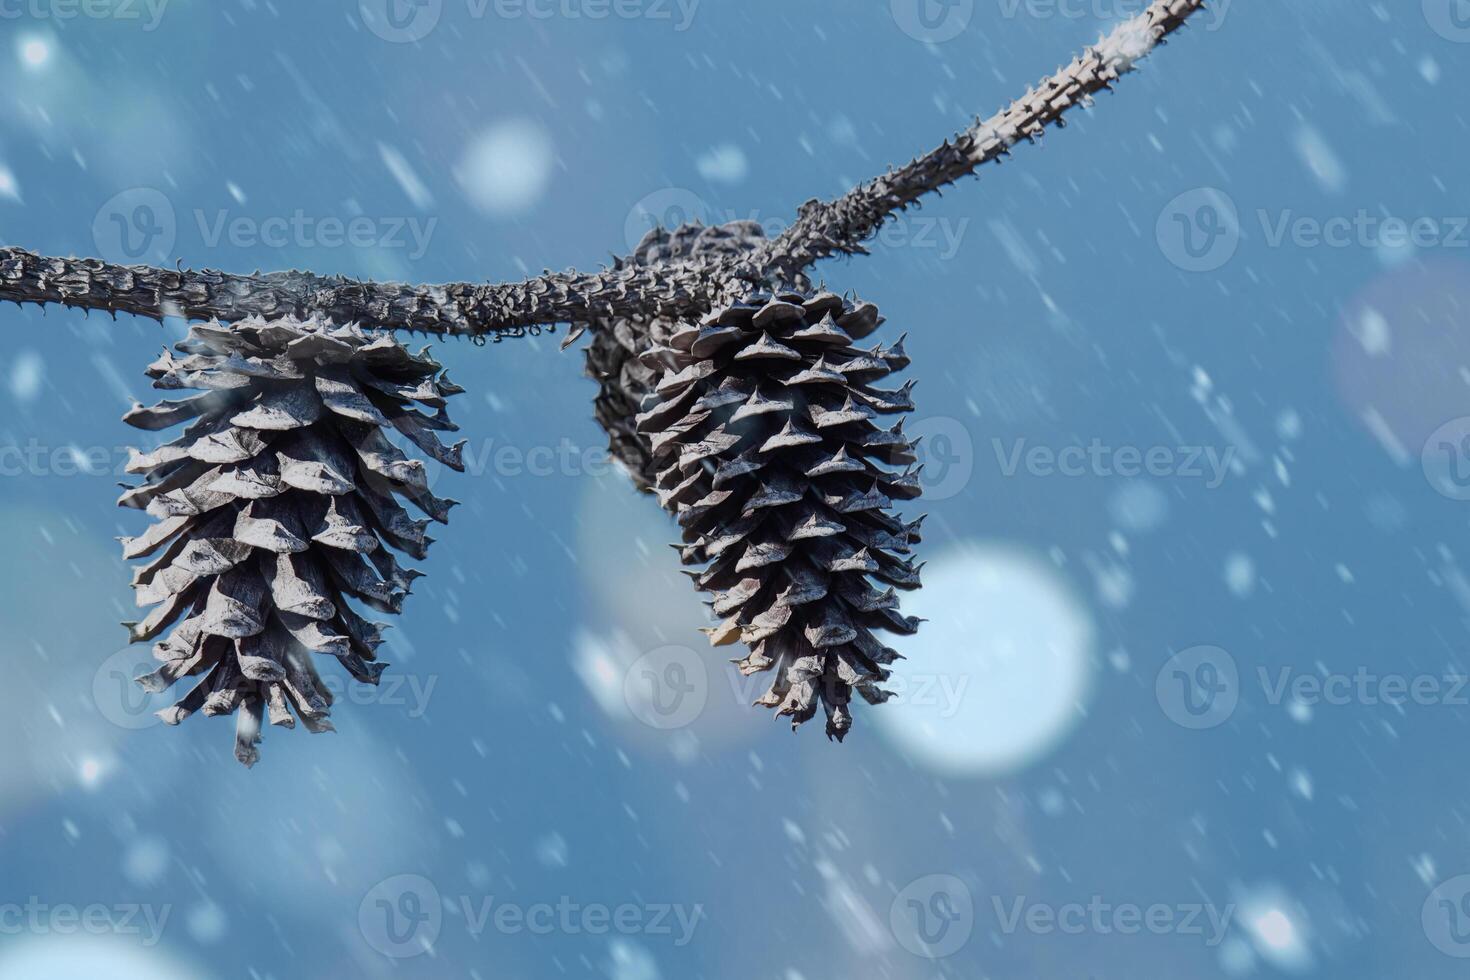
0 0 1206 338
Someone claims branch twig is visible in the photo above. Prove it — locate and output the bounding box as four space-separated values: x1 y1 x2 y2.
747 0 1208 279
0 246 722 340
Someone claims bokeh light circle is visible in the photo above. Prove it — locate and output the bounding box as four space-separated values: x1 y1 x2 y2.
875 543 1096 777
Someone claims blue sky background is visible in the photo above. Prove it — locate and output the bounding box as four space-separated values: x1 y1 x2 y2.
1 1 1468 977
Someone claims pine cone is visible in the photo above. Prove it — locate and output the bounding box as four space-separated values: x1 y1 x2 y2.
118 316 464 766
634 289 925 739
581 220 792 490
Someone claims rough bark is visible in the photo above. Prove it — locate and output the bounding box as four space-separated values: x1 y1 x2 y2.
0 247 714 342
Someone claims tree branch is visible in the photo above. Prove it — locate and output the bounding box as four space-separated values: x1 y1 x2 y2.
0 0 1207 337
747 0 1208 278
0 246 723 340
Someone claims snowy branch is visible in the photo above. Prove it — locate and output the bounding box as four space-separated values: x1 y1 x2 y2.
0 245 722 341
0 0 1207 338
746 0 1208 275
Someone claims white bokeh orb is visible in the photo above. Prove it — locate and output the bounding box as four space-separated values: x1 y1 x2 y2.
0 935 207 980
455 118 555 217
874 542 1096 777
1237 884 1315 973
18 36 52 70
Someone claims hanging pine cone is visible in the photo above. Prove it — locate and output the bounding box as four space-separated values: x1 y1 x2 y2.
118 316 464 766
633 288 925 739
580 220 789 490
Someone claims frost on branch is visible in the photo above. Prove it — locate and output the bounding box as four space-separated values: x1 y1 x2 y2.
1092 6 1163 68
119 317 464 765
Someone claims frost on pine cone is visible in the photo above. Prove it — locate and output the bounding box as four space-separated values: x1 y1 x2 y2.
118 316 464 766
634 289 925 739
581 220 782 489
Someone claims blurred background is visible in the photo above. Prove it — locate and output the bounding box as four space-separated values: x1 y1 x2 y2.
0 0 1466 976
